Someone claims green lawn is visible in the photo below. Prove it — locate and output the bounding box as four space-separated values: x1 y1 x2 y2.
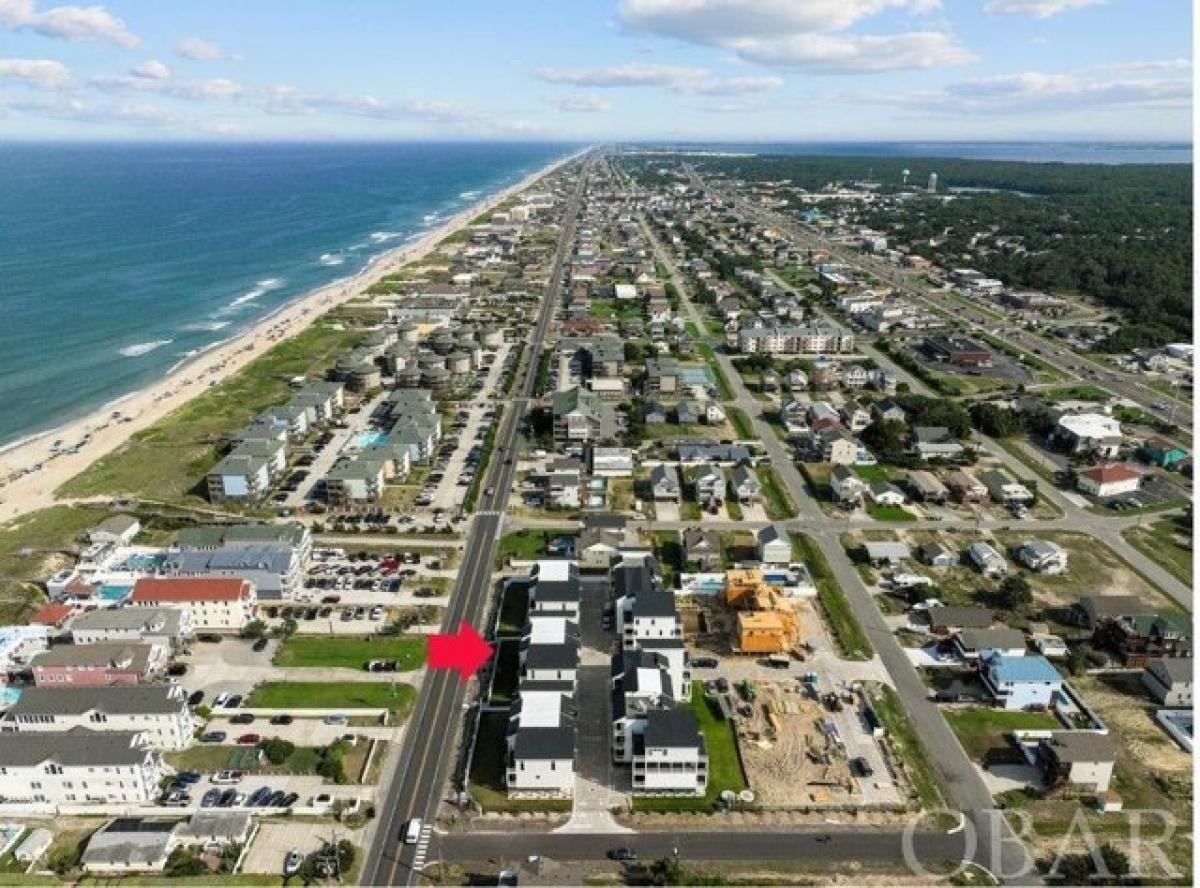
1043 384 1112 402
726 406 755 440
756 466 797 520
58 322 363 505
680 501 702 521
165 743 322 776
489 639 520 705
272 635 425 671
868 504 916 522
794 534 873 661
495 528 575 567
246 681 415 718
852 465 891 484
1124 518 1193 585
632 682 748 812
496 580 531 635
944 708 1060 760
866 683 942 810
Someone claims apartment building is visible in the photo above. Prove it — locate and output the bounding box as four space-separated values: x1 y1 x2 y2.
1 684 194 750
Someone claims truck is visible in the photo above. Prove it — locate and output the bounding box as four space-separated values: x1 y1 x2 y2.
403 818 423 845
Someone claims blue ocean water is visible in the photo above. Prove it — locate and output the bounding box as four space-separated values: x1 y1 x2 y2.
0 141 575 448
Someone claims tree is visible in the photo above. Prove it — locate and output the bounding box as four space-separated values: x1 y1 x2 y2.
241 619 266 640
649 856 685 886
276 617 298 639
970 402 1021 438
860 419 908 463
318 740 350 784
261 736 296 765
996 575 1033 610
165 848 206 877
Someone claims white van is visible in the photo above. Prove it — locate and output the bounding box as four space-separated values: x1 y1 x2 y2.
403 818 423 845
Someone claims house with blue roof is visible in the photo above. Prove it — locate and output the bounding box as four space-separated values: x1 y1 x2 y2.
982 654 1063 711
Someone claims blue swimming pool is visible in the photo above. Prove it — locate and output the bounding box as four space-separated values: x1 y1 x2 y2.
99 584 132 602
111 552 166 572
354 431 389 449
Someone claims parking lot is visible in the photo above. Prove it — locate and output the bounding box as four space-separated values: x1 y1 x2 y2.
242 819 364 875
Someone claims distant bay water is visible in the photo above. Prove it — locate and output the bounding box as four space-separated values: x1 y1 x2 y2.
643 141 1192 165
0 141 576 448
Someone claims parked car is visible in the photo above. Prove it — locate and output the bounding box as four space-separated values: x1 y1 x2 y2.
252 637 269 653
200 731 227 743
236 733 261 745
269 714 294 725
200 789 221 808
187 690 205 706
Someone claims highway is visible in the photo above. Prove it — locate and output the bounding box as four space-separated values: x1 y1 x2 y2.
361 154 592 887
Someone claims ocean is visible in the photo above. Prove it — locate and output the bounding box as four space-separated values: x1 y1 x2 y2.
0 141 576 448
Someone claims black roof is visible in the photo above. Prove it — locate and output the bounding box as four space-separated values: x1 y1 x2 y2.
632 586 677 619
512 726 576 760
642 709 703 749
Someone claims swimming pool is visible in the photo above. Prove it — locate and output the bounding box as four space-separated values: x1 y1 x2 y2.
353 431 389 449
111 552 166 572
99 584 132 602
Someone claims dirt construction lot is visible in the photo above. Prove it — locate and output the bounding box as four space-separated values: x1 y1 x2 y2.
732 682 900 809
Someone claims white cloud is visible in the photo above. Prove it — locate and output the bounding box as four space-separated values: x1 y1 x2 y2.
945 72 1192 110
619 0 939 41
0 56 70 88
1103 58 1191 73
983 0 1104 19
0 0 138 47
131 59 170 81
174 37 227 61
544 93 614 112
617 0 964 73
536 62 781 94
726 30 972 72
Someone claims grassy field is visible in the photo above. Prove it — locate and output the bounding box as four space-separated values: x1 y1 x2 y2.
496 579 531 635
272 635 425 671
58 322 363 504
245 681 415 718
488 639 520 705
1043 384 1112 402
0 504 111 621
794 534 873 661
944 708 1060 760
165 743 322 776
632 682 748 812
495 527 575 567
468 710 572 813
1123 517 1193 585
852 464 891 484
756 466 797 520
868 504 916 522
726 406 755 440
866 683 942 810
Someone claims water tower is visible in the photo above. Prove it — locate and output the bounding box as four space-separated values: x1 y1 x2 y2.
902 168 910 186
927 172 938 194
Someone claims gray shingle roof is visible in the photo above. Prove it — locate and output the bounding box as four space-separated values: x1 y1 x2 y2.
0 728 148 766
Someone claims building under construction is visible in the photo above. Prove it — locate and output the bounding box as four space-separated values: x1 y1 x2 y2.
724 569 801 654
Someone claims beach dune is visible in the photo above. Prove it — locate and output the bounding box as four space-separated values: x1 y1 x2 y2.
0 149 583 521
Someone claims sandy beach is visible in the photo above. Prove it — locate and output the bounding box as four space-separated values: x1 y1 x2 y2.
0 150 582 522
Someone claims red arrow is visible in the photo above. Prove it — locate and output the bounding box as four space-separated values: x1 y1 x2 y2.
426 622 494 682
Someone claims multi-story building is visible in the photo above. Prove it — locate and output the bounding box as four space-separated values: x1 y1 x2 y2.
0 729 166 806
128 577 257 632
1 684 194 750
69 607 192 651
31 642 167 687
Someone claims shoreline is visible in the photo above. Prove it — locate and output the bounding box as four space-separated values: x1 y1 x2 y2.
0 147 585 521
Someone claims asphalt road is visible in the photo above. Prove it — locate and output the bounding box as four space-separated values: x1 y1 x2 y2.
361 157 592 887
434 827 971 871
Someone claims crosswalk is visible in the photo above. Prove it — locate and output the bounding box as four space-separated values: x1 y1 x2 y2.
411 823 433 872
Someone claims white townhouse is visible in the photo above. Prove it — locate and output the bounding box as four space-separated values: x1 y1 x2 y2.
1 684 195 750
505 691 576 798
631 709 708 797
0 728 166 806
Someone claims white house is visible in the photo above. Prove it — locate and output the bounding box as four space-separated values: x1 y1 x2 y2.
967 541 1008 577
70 607 193 650
1015 540 1068 575
631 709 708 797
982 654 1063 710
1 684 195 750
756 524 792 565
1076 464 1141 499
505 692 575 798
1143 657 1193 706
0 728 165 806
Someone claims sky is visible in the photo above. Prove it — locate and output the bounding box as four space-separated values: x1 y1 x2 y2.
0 0 1192 141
